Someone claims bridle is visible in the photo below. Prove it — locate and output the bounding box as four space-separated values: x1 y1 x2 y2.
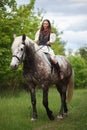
12 41 25 63
12 55 21 62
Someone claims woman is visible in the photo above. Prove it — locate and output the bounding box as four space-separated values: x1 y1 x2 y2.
34 19 63 79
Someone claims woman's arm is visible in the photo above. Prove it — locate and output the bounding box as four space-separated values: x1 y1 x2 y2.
47 33 56 45
34 30 40 43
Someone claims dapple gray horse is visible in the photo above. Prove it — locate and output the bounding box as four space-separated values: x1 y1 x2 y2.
10 34 74 121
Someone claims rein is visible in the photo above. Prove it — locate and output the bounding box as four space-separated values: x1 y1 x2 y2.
34 45 45 53
34 45 50 53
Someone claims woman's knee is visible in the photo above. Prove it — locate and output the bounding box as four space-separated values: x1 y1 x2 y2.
50 56 57 64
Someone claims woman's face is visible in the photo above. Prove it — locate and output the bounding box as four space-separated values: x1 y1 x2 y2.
42 21 49 29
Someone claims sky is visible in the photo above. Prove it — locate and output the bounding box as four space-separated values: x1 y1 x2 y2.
16 0 87 52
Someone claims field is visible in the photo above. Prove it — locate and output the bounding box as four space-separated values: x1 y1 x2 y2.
0 88 87 130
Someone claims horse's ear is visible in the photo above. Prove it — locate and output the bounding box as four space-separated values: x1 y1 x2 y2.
22 34 26 41
13 34 16 39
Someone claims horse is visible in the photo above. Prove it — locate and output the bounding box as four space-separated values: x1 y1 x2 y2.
10 34 74 121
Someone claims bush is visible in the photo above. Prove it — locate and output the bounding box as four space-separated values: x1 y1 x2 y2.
69 56 87 89
0 68 25 91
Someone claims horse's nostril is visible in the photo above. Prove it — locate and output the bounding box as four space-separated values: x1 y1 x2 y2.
10 64 18 70
15 64 17 68
13 64 18 69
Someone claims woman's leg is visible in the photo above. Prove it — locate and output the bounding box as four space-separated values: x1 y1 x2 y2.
50 56 64 79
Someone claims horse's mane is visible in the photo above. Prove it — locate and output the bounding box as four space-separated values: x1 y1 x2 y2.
24 42 36 64
23 43 37 74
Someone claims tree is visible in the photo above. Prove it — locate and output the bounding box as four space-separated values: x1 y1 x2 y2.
0 0 42 89
79 45 87 63
0 0 41 72
0 0 17 71
51 24 66 55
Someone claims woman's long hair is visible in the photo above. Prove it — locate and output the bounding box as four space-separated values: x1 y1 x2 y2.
40 19 52 34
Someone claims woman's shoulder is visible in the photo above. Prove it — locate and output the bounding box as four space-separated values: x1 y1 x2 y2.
49 32 56 42
36 30 40 34
50 32 56 37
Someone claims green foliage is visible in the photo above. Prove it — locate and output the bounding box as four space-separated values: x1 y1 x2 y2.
0 67 25 90
79 45 87 63
69 56 87 88
0 0 16 73
0 0 41 89
51 24 66 55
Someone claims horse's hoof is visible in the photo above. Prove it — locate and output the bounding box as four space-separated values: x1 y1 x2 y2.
57 115 63 119
50 115 55 120
31 118 37 121
64 112 68 117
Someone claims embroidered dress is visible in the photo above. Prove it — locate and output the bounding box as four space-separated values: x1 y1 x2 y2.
35 30 56 57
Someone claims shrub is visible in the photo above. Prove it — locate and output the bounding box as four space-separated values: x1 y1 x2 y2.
69 56 87 88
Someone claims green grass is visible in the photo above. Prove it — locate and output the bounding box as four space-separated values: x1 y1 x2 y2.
0 89 87 130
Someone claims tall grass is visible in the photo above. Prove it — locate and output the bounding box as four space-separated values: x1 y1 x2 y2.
0 89 87 130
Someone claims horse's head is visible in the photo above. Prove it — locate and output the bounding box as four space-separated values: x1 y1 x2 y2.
10 34 26 70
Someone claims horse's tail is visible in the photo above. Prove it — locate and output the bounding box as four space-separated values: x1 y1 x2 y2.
66 69 74 103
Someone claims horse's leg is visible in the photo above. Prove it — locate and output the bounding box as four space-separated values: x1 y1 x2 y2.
56 85 63 119
62 80 68 116
43 88 55 120
63 87 68 117
29 86 37 121
56 83 67 119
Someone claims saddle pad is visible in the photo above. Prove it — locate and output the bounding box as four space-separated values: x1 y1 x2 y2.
56 55 67 69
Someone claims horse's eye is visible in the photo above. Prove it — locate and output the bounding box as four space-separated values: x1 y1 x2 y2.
21 48 23 51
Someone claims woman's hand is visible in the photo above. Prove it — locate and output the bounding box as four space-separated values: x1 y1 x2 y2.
47 41 50 45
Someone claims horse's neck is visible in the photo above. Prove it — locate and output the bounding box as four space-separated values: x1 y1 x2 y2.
23 41 42 70
26 37 38 51
25 43 36 62
25 38 44 62
23 39 52 80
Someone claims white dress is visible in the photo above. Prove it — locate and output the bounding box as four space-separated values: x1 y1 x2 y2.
34 30 56 57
